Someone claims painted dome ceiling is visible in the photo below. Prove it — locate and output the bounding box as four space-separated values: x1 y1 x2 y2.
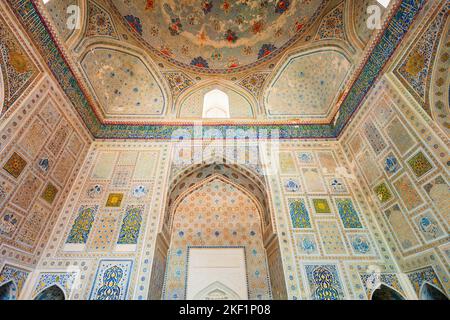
112 0 327 73
35 0 413 139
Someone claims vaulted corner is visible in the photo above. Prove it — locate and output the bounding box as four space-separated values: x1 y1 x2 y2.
79 45 168 119
264 48 353 120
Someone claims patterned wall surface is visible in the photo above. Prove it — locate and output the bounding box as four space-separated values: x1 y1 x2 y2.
23 142 170 300
0 71 91 273
340 75 450 298
269 142 402 300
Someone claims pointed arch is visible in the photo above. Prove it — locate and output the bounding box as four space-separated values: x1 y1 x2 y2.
194 281 243 300
420 282 448 300
371 284 406 300
34 284 66 300
0 281 18 300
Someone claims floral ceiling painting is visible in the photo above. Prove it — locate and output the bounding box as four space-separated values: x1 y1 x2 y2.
113 0 327 72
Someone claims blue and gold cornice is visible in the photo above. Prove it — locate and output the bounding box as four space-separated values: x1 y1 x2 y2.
5 0 427 139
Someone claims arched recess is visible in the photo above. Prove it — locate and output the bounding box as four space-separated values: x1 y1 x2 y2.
429 15 450 135
148 159 287 300
34 285 66 300
0 281 18 300
78 41 170 119
420 283 449 300
194 281 242 300
41 0 87 50
176 80 257 120
371 284 406 300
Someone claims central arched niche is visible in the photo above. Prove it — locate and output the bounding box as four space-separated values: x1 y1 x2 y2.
164 176 270 300
148 161 287 300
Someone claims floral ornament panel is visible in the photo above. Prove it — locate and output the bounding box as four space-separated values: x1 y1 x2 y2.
384 154 400 176
284 179 300 193
288 199 311 229
90 260 133 300
113 1 326 72
373 183 393 204
298 152 314 164
41 182 59 205
348 233 375 256
329 178 347 193
314 1 345 41
0 210 22 238
3 152 27 179
414 211 445 242
131 185 148 199
407 151 433 178
312 199 331 214
87 184 103 199
117 205 144 245
106 193 124 207
66 205 98 244
85 0 118 38
335 199 363 229
304 264 345 300
295 234 319 255
36 156 51 174
395 6 447 107
0 14 39 114
162 71 194 96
